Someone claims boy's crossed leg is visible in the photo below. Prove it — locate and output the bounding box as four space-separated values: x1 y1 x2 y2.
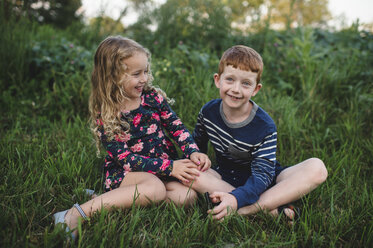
186 158 327 220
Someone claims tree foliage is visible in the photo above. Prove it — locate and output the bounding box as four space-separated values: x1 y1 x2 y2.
88 16 125 37
3 0 83 28
265 0 331 28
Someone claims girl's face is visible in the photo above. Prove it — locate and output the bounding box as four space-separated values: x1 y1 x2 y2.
122 52 149 102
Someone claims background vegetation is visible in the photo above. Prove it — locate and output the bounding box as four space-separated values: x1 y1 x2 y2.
1 0 372 247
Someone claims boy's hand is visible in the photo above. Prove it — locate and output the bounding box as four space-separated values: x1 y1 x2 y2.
190 152 211 171
171 159 200 183
208 192 238 220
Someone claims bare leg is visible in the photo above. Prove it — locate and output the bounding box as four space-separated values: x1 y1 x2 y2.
164 181 198 206
185 168 235 193
64 172 166 235
237 158 328 218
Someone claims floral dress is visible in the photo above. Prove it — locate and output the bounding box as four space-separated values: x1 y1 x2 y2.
97 90 200 192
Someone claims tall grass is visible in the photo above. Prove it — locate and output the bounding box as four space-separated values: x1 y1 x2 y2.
1 12 372 247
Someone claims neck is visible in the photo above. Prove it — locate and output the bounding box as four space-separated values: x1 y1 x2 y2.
121 97 141 111
222 101 252 123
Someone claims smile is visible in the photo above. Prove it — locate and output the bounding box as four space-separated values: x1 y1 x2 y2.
135 85 144 92
227 94 242 100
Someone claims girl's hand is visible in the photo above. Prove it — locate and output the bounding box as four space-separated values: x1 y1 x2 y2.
171 159 200 183
207 192 238 220
190 152 211 171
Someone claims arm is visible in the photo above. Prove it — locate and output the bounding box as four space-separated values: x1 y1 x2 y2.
98 125 174 177
157 93 200 157
208 132 277 219
99 126 200 182
230 132 277 209
192 110 209 154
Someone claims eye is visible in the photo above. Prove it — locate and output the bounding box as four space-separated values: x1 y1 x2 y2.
226 77 233 82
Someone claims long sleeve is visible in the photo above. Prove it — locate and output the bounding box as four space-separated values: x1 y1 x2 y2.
230 132 277 208
156 93 200 157
98 126 173 177
192 110 209 153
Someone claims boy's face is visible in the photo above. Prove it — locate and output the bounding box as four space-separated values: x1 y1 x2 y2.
214 65 262 112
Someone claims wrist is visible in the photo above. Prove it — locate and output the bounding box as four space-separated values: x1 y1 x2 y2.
229 193 238 210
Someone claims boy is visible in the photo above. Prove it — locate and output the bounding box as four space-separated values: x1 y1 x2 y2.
188 45 328 221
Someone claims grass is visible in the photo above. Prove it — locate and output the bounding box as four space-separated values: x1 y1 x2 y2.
0 12 372 247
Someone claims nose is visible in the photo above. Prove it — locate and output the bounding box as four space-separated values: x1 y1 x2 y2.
140 72 148 83
232 81 240 92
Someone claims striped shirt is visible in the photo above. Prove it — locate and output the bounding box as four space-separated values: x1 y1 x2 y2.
193 99 280 208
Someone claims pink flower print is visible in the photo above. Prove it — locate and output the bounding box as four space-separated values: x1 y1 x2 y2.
189 143 199 149
162 139 167 145
155 94 164 103
123 133 131 142
115 134 123 142
107 151 113 158
160 153 169 159
123 163 132 173
160 160 170 171
105 178 112 188
131 142 144 152
161 111 172 119
166 140 173 147
172 119 182 126
106 171 109 178
147 124 157 134
173 130 183 137
147 170 156 175
140 127 143 131
96 119 103 126
178 132 190 142
153 161 158 165
158 131 164 138
181 145 185 152
152 113 160 121
118 151 131 160
133 113 142 127
150 148 155 153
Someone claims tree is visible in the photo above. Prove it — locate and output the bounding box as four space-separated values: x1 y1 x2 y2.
265 0 331 29
4 0 83 28
88 16 125 37
154 0 232 48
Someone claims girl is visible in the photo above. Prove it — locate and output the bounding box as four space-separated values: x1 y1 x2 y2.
54 36 210 240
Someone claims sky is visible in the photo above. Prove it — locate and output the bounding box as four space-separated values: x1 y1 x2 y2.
80 0 373 28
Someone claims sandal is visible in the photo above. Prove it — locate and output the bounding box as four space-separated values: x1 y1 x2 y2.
84 189 98 198
277 203 301 222
53 203 88 241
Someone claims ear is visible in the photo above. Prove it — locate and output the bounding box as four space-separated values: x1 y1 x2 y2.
213 73 221 88
252 83 262 97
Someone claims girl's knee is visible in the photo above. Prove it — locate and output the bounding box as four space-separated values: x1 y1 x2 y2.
181 188 198 206
142 176 167 202
308 158 328 184
166 182 198 206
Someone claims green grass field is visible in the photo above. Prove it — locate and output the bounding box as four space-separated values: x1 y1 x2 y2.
1 12 372 247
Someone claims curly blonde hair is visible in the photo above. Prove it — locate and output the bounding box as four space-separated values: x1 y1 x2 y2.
89 36 170 153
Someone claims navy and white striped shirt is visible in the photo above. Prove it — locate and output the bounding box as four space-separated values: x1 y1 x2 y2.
193 99 280 208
